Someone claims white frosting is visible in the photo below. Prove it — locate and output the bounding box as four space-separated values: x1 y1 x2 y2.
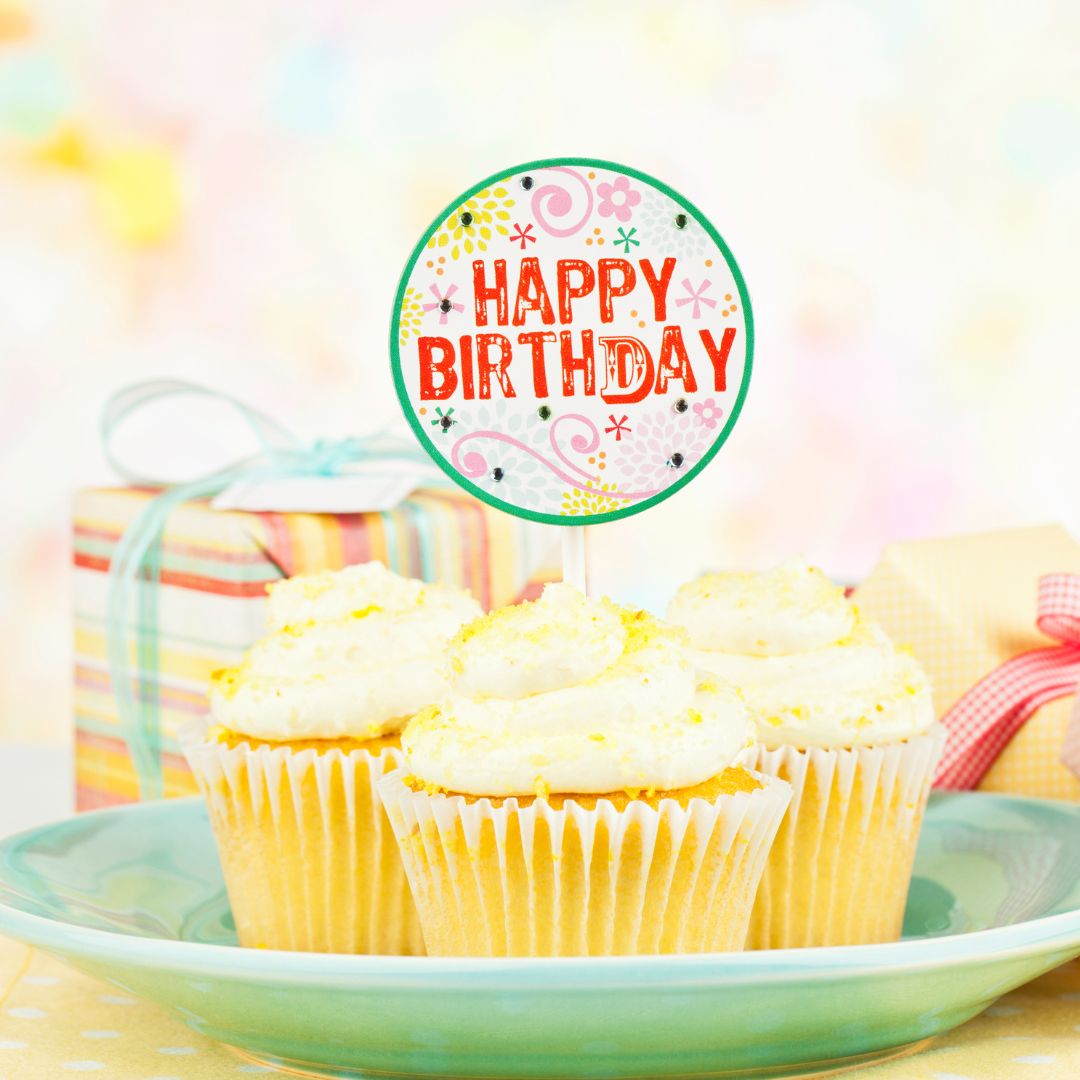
668 560 935 750
210 562 481 741
668 558 855 655
402 583 753 796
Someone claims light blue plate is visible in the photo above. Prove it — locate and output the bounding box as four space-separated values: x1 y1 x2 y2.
1 792 1080 1079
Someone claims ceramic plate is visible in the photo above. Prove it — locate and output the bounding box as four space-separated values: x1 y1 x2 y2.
1 793 1080 1079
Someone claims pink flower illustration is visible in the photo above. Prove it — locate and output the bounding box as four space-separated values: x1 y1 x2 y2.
596 176 641 223
615 406 712 492
692 398 723 429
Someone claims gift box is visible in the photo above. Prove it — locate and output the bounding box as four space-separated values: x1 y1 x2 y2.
73 485 558 809
857 525 1080 801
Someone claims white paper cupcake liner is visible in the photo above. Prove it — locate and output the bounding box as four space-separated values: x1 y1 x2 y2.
377 768 792 957
746 724 946 949
181 719 424 955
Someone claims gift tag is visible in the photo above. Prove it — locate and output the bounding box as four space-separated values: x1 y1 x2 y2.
390 158 753 526
211 472 422 514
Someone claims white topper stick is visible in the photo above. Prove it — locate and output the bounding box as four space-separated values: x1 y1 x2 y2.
562 527 589 595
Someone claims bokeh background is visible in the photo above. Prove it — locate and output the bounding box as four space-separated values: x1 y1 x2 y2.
2 0 1079 744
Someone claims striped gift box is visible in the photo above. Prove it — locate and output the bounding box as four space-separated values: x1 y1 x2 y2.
73 486 559 809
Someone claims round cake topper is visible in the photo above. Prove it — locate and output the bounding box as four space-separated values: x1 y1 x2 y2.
390 157 753 525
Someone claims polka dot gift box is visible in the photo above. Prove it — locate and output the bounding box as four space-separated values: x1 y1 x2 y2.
857 524 1080 801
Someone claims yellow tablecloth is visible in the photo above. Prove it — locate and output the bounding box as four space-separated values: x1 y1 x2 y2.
2 935 1080 1079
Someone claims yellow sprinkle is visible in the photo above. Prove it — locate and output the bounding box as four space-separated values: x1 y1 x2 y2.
209 667 243 699
534 776 551 800
406 704 441 733
404 774 447 797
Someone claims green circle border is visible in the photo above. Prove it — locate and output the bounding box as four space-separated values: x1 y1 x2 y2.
390 156 754 526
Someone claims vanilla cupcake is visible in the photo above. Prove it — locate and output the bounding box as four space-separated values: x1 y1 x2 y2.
182 562 481 955
668 559 944 949
377 583 792 957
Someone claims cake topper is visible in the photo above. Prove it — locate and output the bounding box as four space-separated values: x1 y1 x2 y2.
391 158 752 587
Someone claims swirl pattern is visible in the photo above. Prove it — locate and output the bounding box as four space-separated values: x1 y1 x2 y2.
450 425 659 503
530 167 594 238
549 413 601 482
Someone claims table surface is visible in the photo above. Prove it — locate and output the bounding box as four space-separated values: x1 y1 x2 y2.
1 747 1079 1079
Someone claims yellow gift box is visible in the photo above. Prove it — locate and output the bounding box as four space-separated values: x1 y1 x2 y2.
857 525 1080 802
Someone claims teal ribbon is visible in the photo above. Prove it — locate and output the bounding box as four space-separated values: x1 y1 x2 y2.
103 379 433 800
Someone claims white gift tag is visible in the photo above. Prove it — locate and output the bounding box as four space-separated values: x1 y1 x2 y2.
211 472 423 514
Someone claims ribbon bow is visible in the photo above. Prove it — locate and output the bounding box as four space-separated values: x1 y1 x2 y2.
103 379 432 800
935 574 1080 789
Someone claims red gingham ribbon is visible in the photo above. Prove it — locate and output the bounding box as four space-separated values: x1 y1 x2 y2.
934 574 1080 789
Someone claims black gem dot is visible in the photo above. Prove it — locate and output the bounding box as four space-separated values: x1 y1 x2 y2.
674 213 688 230
537 405 552 421
667 452 685 469
490 467 504 482
673 398 689 414
439 298 453 313
439 416 453 430
459 211 474 227
520 175 534 191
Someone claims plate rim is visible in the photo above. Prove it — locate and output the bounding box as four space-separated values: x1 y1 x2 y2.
2 791 1080 986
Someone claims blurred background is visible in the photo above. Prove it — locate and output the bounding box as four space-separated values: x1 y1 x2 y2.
2 0 1079 744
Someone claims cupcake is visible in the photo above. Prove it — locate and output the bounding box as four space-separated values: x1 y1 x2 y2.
182 562 481 954
668 559 945 949
376 583 792 957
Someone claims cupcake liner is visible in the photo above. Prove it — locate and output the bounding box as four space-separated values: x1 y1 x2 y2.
746 724 946 950
181 720 424 955
377 769 792 957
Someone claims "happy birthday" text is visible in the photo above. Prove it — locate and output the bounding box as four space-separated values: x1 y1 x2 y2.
415 257 736 404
